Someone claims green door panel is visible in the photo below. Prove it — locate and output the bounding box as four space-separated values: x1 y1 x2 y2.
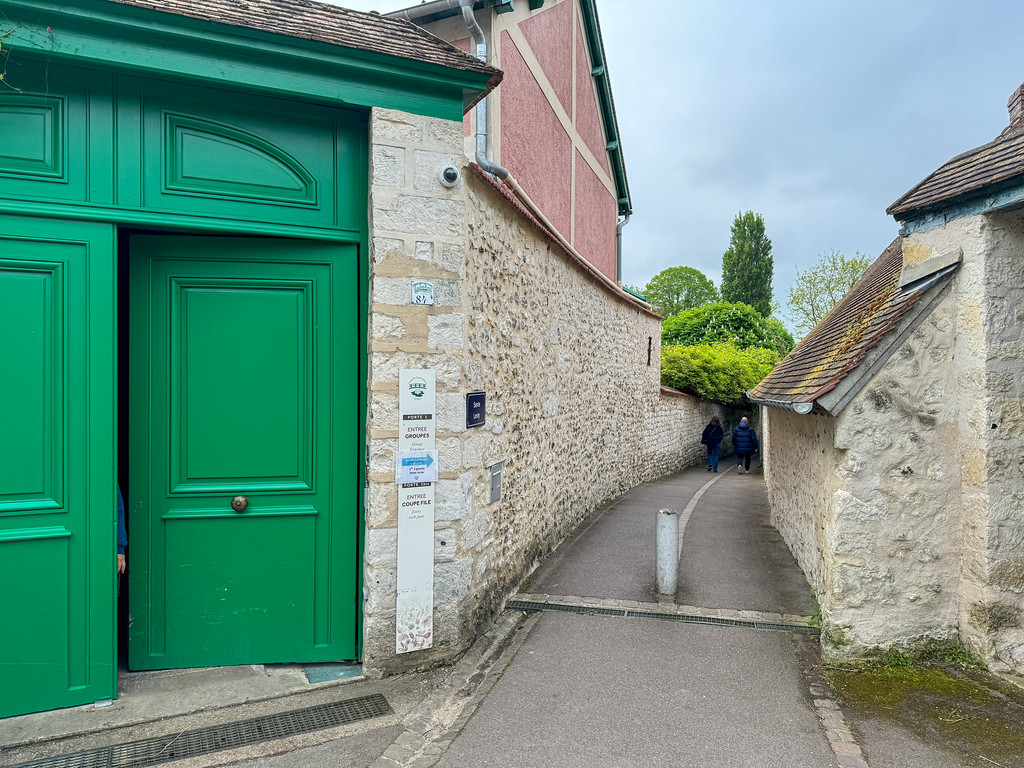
0 216 116 718
1 55 367 234
129 236 359 670
0 63 112 205
117 77 366 230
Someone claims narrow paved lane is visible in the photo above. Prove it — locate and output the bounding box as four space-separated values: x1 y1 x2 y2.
432 466 837 768
677 466 814 615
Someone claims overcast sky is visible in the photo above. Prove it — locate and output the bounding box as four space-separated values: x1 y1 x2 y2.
334 0 1024 326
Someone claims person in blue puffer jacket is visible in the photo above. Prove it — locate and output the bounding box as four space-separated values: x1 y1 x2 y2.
732 416 759 474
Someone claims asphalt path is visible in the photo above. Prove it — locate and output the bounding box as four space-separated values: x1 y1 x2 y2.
436 466 833 768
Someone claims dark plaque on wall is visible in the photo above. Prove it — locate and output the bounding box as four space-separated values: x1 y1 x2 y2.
466 391 486 429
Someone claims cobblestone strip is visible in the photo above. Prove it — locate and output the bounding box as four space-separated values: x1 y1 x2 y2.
798 644 871 768
513 593 815 630
370 609 539 768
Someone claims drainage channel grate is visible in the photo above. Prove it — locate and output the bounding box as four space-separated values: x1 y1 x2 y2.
11 693 392 768
507 599 818 634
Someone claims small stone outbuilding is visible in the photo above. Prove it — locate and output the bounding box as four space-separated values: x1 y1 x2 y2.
750 85 1024 673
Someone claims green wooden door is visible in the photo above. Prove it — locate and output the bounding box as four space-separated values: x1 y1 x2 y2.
0 216 116 718
128 235 359 670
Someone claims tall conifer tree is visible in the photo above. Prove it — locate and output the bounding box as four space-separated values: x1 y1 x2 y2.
721 211 774 317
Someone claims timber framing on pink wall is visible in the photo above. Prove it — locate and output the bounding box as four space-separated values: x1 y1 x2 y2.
410 0 630 284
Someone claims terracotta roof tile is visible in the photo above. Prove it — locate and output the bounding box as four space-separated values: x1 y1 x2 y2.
107 0 500 85
887 129 1024 217
749 238 924 405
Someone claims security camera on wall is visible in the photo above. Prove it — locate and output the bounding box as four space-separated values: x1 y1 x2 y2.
439 165 461 187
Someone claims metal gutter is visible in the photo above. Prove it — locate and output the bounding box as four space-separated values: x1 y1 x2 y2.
578 0 631 216
744 395 814 414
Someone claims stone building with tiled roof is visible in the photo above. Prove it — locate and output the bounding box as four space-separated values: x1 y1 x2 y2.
749 84 1024 672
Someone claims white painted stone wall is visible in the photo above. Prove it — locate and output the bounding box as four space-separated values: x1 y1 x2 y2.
766 210 1024 670
364 107 726 674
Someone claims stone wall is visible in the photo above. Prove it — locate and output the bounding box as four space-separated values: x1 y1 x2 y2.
904 211 1024 672
763 409 835 595
768 294 962 660
645 390 733 477
363 107 725 674
767 210 1024 671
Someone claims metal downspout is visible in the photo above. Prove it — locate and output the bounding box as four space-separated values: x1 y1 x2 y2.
387 0 508 178
459 1 510 179
616 212 630 284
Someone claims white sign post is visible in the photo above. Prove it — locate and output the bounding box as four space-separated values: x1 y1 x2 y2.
396 370 436 654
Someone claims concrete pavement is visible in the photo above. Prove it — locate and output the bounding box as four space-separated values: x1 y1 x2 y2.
424 463 841 768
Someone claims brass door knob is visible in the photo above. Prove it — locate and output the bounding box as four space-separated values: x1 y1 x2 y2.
231 495 249 512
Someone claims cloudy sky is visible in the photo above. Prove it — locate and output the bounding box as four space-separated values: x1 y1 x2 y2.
335 0 1024 326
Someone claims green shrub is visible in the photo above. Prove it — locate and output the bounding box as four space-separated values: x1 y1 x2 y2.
661 342 779 404
662 302 795 357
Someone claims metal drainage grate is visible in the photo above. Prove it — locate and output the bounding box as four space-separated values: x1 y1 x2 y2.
11 693 392 768
507 599 818 635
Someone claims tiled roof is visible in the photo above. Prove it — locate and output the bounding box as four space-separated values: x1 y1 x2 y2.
748 239 924 406
107 0 501 84
887 129 1024 217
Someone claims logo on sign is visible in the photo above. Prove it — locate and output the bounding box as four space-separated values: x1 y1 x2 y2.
409 377 428 398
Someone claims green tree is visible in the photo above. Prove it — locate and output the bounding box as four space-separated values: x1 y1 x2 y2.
662 302 795 357
786 250 874 336
642 266 719 317
721 211 774 317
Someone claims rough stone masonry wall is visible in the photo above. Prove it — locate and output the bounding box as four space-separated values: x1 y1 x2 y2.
905 211 1024 672
826 297 962 657
646 391 733 474
765 297 962 660
763 409 835 596
364 107 723 675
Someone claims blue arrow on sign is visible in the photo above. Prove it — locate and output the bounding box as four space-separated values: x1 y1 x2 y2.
401 454 435 468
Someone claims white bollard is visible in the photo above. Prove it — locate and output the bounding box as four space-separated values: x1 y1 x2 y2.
656 508 680 595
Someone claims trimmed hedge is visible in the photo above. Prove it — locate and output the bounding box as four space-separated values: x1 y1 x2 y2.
661 343 779 404
662 302 795 357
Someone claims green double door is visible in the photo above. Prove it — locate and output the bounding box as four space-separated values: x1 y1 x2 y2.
0 217 116 718
1 228 358 718
128 235 360 670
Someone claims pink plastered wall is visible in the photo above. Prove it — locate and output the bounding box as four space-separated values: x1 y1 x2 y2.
574 14 611 178
518 0 572 116
499 30 573 238
573 149 617 278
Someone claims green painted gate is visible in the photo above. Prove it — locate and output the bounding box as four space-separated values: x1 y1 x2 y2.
0 217 116 718
0 0 486 712
128 236 360 670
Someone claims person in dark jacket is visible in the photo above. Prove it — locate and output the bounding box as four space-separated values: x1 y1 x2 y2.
732 416 759 474
701 416 724 472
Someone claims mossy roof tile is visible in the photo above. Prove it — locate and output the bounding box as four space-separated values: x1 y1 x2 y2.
749 239 924 406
